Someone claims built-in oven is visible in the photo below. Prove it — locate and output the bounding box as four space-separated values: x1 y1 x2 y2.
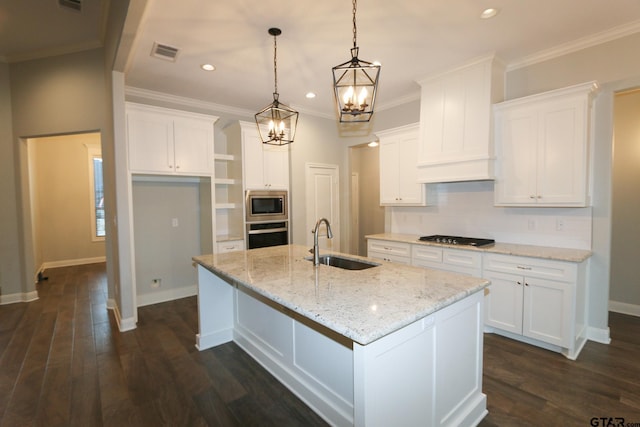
245 190 287 223
245 190 289 249
246 221 289 249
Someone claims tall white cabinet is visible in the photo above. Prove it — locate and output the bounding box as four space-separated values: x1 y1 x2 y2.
377 123 427 206
494 81 598 207
238 121 289 191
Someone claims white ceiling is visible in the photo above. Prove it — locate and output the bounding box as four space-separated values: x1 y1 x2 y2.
3 0 640 118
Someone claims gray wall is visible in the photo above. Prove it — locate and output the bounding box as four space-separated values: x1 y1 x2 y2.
610 89 640 306
0 61 23 299
3 48 109 300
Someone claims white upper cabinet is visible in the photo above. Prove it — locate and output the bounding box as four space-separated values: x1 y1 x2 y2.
377 123 427 206
238 122 289 190
494 82 598 207
126 103 217 176
416 55 504 183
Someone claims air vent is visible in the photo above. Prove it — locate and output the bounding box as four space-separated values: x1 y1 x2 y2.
151 42 180 62
59 0 82 12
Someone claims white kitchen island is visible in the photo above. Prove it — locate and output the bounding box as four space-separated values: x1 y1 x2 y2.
193 245 490 427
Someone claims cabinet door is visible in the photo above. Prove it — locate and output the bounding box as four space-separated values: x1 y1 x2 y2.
127 110 174 173
263 144 289 189
378 124 424 206
523 276 571 347
483 270 523 334
242 128 266 190
536 98 587 205
494 106 538 205
173 117 214 175
379 139 400 204
397 132 423 204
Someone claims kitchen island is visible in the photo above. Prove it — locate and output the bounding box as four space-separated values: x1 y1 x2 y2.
193 245 490 427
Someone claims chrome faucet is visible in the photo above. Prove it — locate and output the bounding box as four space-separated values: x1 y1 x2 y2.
312 218 333 266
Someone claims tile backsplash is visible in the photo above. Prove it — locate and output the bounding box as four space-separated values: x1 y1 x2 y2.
388 181 592 250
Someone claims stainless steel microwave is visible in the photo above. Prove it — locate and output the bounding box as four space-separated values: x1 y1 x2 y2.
245 190 288 222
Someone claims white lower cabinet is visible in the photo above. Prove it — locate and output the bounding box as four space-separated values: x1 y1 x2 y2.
367 239 411 264
216 239 244 253
483 253 587 359
412 245 482 277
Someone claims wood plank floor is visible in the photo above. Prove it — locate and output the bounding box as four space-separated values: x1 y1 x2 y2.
1 262 639 426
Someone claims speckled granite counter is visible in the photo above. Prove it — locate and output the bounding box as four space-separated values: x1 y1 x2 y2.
193 244 489 345
366 233 592 263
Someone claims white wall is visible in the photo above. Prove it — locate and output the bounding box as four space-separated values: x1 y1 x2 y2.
389 181 592 250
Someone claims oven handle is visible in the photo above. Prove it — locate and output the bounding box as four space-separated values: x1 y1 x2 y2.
247 227 288 235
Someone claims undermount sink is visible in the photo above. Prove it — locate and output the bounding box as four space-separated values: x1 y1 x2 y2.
306 255 380 270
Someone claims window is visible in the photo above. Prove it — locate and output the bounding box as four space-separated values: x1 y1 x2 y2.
87 146 105 241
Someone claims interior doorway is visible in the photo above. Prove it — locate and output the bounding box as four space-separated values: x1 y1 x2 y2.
609 88 640 316
305 163 340 251
348 144 385 256
25 132 106 281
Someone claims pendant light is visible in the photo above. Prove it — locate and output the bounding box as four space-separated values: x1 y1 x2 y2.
332 0 380 123
255 27 298 145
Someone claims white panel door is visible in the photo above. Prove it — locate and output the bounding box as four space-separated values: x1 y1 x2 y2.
305 163 340 251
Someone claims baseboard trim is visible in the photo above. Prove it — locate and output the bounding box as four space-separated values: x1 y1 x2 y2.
41 256 107 271
0 290 39 305
586 326 611 344
136 285 197 307
109 302 137 332
609 300 640 317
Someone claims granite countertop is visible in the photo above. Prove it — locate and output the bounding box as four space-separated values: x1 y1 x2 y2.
366 233 592 263
193 244 489 346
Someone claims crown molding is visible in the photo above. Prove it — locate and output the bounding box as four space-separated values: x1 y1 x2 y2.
125 86 256 117
507 20 640 71
4 40 103 63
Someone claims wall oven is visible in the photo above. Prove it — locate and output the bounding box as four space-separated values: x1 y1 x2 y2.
245 190 289 249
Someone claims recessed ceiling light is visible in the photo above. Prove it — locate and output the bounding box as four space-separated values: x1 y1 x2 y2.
368 141 379 147
305 92 316 99
201 64 215 71
480 8 499 19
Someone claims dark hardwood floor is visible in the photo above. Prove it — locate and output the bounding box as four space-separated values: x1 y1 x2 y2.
1 262 639 426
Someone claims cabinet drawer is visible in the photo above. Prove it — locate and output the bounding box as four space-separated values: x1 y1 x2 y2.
443 249 482 270
368 251 411 265
412 245 442 263
367 240 411 258
217 240 245 253
484 253 576 282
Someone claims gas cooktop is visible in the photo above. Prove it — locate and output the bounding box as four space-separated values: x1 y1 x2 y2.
418 235 495 247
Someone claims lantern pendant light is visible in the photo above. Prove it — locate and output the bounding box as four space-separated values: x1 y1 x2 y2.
332 0 380 123
255 27 298 145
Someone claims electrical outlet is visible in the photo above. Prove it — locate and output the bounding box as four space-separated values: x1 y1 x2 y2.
151 278 161 289
527 219 536 231
556 219 565 231
171 218 179 227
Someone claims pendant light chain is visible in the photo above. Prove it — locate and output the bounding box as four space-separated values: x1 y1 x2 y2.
273 31 278 97
352 0 358 49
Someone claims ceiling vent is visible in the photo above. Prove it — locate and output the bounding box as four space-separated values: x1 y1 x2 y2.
151 42 180 62
58 0 82 12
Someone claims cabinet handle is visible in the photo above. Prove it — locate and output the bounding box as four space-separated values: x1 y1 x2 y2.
529 195 535 199
516 265 532 270
517 281 522 285
537 195 542 199
525 282 529 286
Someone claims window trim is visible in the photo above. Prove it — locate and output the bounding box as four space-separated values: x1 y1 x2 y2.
87 145 105 242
